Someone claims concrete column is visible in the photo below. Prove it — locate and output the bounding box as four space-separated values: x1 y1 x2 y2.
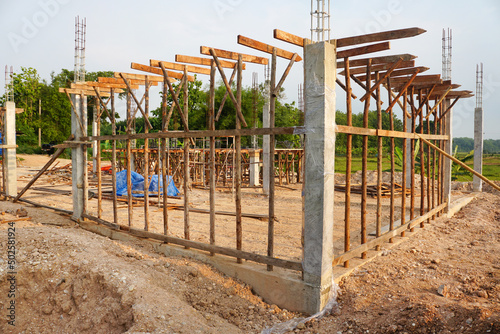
262 83 270 195
4 101 17 197
249 149 260 186
71 94 87 220
443 99 453 212
92 104 98 174
302 41 336 314
473 107 483 192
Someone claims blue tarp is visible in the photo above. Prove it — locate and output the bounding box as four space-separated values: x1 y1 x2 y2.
116 170 180 197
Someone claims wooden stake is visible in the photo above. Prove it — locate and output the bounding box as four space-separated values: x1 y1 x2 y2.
361 59 371 259
235 55 243 263
344 57 352 268
267 48 277 271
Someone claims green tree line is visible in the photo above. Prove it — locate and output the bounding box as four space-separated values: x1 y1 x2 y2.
454 137 500 154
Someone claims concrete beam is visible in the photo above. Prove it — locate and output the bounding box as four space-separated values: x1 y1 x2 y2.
302 41 336 314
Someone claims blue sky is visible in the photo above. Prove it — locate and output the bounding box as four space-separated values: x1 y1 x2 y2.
1 0 499 138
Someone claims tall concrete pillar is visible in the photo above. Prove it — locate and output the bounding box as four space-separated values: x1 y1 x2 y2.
473 107 483 192
443 99 453 212
302 41 336 314
249 149 260 186
262 84 270 195
71 94 87 220
4 101 17 197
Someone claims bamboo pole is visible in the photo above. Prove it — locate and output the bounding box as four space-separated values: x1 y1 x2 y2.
361 59 371 259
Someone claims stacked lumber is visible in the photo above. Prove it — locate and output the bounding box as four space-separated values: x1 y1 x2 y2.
335 182 410 198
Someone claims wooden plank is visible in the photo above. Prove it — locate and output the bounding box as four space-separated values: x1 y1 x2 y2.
237 35 302 61
359 59 403 102
175 54 244 69
425 90 473 99
200 46 268 65
336 125 376 136
389 74 441 84
80 217 303 271
98 77 158 86
332 203 446 266
355 66 429 82
273 29 305 47
336 27 426 48
337 54 416 68
131 63 195 82
60 87 114 96
337 42 390 59
114 72 175 83
338 60 415 76
74 81 140 90
150 59 211 75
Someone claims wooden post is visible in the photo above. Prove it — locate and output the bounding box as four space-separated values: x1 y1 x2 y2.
376 71 382 249
183 66 190 245
361 59 371 259
126 91 133 227
161 70 169 236
144 76 150 231
96 95 102 218
236 55 243 263
344 57 352 268
209 60 216 255
401 90 408 237
268 48 277 271
419 90 425 227
111 89 118 225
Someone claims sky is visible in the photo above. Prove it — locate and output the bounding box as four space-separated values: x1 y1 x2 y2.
1 0 499 139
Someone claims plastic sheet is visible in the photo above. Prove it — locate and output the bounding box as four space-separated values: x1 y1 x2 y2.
115 170 179 197
261 281 340 334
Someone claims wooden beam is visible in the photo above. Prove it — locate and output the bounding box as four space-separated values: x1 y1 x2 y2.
114 72 175 83
273 29 305 47
200 46 268 65
83 126 305 142
237 35 302 61
335 27 427 48
337 54 417 68
389 74 441 85
339 60 415 76
59 87 113 97
355 66 429 82
425 90 473 99
150 59 211 75
131 63 195 82
337 42 390 59
425 87 452 120
97 77 158 86
73 81 139 90
175 54 244 69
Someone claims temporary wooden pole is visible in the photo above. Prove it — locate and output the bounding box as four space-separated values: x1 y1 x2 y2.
344 57 352 268
267 48 277 271
418 135 500 192
111 89 118 225
161 67 169 236
209 60 216 255
96 94 102 219
401 90 408 237
388 77 395 242
235 55 243 263
183 66 190 246
376 71 383 249
144 76 150 231
361 59 372 259
126 90 133 227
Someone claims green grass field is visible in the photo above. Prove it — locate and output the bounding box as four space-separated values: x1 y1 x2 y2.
334 154 500 181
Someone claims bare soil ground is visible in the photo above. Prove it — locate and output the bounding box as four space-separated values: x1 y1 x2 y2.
0 154 498 333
